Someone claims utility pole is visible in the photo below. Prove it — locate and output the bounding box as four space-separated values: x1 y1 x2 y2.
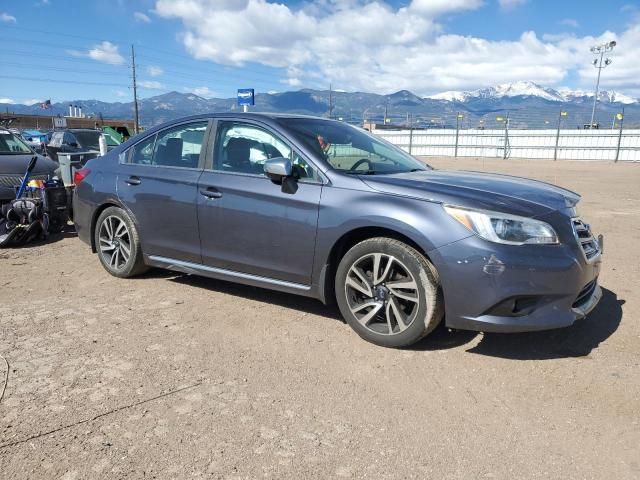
554 110 567 161
615 107 624 162
328 83 333 119
384 100 388 124
503 112 510 160
408 114 413 155
131 44 140 134
454 112 463 158
589 40 616 129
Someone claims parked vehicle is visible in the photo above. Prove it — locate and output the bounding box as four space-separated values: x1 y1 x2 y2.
0 128 59 205
73 113 602 347
47 128 118 162
21 129 50 154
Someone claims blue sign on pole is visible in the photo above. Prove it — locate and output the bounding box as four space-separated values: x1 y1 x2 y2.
237 88 255 106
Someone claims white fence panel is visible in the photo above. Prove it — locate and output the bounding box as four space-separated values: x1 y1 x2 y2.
374 128 640 162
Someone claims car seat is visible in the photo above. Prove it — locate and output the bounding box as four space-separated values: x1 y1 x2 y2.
226 138 256 173
155 138 183 166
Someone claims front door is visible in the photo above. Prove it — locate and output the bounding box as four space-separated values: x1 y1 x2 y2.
117 120 209 263
197 120 323 285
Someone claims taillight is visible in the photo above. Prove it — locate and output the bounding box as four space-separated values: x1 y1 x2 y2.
73 167 91 185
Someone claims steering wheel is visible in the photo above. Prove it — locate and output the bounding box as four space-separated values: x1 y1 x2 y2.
350 158 373 171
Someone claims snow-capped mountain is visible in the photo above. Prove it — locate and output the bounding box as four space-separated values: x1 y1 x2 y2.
428 81 637 104
556 87 637 105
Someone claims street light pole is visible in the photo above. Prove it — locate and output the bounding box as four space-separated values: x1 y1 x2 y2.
589 40 616 128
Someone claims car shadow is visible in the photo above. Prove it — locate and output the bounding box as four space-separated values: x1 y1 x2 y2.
165 273 344 321
466 288 623 360
142 271 623 359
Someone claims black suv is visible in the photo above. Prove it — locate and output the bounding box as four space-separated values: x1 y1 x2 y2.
0 128 58 204
47 129 116 162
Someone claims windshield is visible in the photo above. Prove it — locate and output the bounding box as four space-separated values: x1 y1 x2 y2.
73 131 101 150
279 118 430 174
0 130 33 154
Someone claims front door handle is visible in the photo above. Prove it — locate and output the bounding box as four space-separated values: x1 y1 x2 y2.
200 187 222 199
126 176 141 186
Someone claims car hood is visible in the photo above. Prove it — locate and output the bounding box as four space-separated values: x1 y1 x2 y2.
360 169 580 217
0 153 59 176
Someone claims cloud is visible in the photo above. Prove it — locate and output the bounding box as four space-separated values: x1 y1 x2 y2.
560 18 579 28
139 80 163 89
113 90 128 98
187 86 217 98
154 0 640 97
1 12 17 23
23 98 44 106
69 41 125 65
147 65 163 77
134 11 151 23
498 0 527 9
0 98 15 104
35 0 50 6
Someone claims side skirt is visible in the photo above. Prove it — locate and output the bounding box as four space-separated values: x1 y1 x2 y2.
146 255 318 298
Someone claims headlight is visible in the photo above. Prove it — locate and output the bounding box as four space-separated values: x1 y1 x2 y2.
444 205 559 245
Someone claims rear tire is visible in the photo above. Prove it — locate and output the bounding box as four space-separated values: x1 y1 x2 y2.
335 237 443 348
94 206 148 278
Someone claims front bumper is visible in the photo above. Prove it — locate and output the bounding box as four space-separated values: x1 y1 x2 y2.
429 231 603 333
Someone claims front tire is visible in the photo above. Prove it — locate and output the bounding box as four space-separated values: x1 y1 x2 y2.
335 238 443 348
94 206 148 278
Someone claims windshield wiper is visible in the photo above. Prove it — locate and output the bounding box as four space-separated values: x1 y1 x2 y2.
343 170 377 175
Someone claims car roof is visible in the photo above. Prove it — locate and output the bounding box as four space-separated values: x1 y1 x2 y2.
140 112 343 133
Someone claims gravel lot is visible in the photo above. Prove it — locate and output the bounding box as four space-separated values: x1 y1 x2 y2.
1 158 638 479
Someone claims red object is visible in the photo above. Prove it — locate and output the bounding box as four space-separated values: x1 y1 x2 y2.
73 167 91 185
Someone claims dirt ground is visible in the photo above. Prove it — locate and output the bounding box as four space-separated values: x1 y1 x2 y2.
0 157 638 479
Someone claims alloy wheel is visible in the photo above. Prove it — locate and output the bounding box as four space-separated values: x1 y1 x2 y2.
344 253 420 336
98 215 132 271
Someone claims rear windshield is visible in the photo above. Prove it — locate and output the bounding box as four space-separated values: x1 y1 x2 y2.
73 131 101 150
0 131 33 154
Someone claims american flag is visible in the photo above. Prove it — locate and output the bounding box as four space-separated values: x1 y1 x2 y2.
40 99 51 109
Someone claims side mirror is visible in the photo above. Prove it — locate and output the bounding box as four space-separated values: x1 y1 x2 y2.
264 157 292 184
69 142 78 148
264 157 298 194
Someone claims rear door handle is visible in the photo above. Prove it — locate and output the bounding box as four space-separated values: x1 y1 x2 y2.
200 187 222 199
126 176 141 186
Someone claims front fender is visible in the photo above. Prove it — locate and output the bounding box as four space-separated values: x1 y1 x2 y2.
311 187 472 299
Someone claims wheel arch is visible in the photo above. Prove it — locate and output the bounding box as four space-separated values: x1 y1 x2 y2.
90 200 139 253
318 225 436 305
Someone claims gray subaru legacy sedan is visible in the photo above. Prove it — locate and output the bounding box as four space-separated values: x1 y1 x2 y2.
73 113 602 347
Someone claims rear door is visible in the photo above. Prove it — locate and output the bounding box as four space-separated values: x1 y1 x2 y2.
117 120 210 263
197 119 323 285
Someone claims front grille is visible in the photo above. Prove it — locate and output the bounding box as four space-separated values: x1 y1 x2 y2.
571 218 600 261
0 174 48 188
573 278 598 308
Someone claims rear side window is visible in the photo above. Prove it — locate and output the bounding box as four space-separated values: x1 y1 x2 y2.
129 121 208 168
50 132 63 147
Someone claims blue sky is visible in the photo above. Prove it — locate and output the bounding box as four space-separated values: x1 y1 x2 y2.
0 0 638 105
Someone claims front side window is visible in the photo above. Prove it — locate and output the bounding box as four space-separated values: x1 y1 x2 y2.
129 121 208 168
279 118 430 175
215 121 317 180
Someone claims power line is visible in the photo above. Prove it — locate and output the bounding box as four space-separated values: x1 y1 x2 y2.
0 75 129 88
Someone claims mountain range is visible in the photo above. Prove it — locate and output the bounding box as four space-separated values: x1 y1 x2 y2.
427 80 637 105
2 81 637 129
